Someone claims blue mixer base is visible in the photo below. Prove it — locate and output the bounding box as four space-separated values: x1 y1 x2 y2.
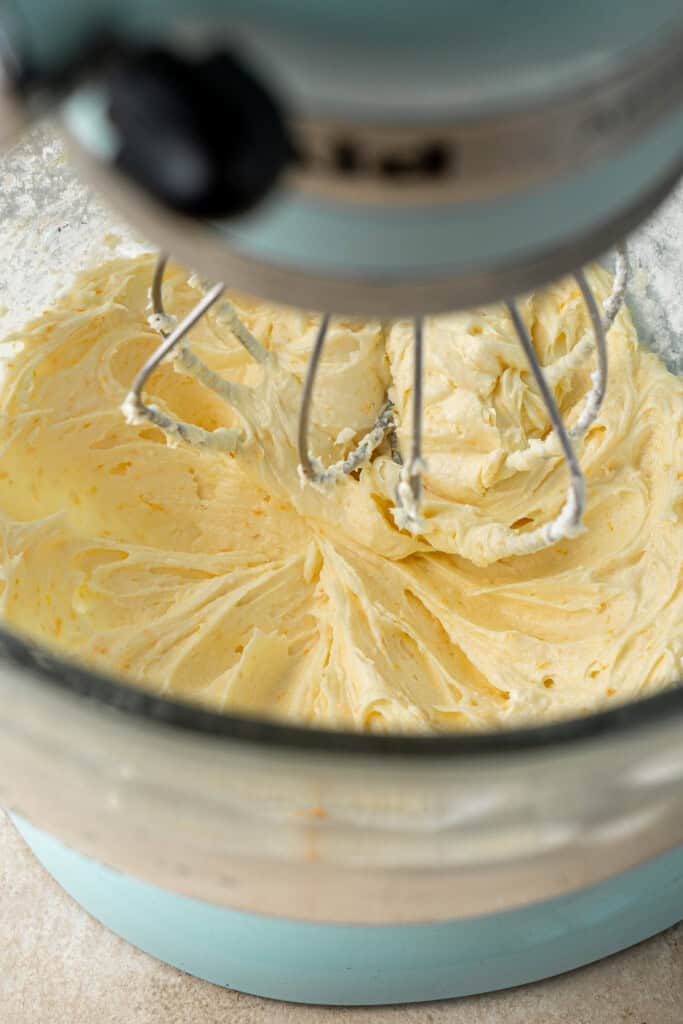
11 815 683 1005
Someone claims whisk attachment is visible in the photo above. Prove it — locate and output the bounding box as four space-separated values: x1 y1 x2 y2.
296 314 398 489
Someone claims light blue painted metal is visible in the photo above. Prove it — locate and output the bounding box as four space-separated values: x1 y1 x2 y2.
13 814 683 1005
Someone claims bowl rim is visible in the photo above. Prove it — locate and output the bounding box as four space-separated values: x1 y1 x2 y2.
4 621 682 758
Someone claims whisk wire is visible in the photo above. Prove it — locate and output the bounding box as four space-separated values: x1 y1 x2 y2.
571 268 609 439
297 312 331 485
297 314 398 488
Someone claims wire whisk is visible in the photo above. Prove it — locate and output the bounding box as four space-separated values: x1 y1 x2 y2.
122 246 629 557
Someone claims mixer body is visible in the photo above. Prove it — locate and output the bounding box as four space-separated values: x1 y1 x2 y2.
0 1 681 314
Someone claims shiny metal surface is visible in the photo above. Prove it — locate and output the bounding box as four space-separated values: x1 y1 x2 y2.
41 8 680 317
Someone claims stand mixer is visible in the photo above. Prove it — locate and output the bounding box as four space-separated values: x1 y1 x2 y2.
0 0 683 1006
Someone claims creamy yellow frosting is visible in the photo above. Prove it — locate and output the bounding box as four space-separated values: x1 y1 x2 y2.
0 254 681 732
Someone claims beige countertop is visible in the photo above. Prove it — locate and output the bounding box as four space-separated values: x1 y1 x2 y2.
1 808 682 1024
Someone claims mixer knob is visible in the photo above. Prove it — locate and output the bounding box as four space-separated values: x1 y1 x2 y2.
106 49 292 219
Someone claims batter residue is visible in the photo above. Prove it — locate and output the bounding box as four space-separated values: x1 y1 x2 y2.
0 255 681 731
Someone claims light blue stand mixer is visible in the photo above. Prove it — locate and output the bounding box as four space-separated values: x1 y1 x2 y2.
1 0 683 1006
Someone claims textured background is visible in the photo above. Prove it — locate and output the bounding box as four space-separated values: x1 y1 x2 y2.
1 809 682 1024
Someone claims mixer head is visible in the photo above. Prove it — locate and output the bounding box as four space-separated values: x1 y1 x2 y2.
0 1 681 545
